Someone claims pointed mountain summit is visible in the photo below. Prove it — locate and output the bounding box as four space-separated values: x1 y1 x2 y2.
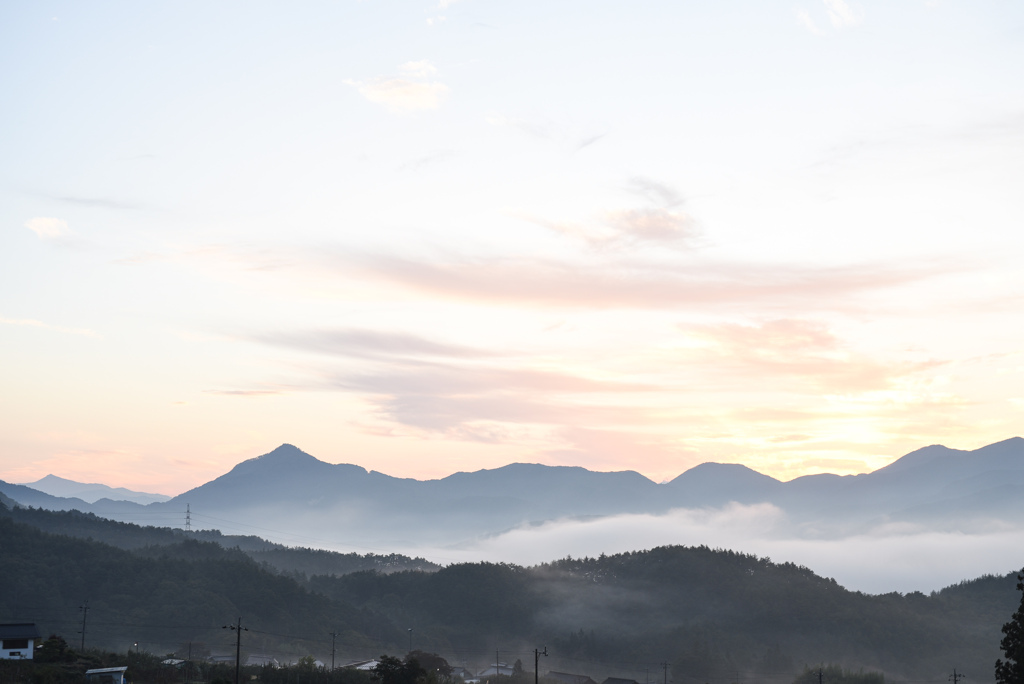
167 444 372 509
226 443 333 476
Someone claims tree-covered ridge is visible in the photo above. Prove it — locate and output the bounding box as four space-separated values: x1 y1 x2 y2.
312 548 1020 683
0 508 402 660
1 503 439 576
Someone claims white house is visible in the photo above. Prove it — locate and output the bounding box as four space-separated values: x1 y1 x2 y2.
0 624 41 660
85 667 129 684
477 663 517 678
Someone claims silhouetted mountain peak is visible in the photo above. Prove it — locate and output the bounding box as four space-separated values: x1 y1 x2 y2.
229 444 328 474
872 444 962 475
669 462 781 487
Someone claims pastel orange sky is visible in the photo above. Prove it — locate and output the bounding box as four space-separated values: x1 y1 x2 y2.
2 1 1023 496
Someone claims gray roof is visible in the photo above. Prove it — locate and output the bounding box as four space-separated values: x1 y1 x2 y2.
0 624 42 640
546 672 597 684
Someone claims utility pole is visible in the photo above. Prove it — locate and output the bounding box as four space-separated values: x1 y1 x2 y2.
949 670 965 684
662 662 667 684
818 669 824 684
78 602 90 651
329 631 337 671
222 618 247 684
496 651 500 675
408 628 413 654
534 647 548 684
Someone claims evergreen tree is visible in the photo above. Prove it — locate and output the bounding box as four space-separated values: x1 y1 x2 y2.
995 569 1024 684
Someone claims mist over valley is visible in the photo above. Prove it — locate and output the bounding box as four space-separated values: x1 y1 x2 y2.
3 438 1023 593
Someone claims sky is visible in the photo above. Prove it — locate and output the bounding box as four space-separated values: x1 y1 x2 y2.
2 0 1024 497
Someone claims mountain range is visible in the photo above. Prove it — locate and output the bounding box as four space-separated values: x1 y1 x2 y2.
2 437 1023 569
17 473 172 504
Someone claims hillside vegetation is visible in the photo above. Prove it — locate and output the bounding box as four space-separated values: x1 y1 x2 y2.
1 503 1019 684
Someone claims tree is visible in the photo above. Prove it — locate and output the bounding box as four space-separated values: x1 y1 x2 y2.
374 655 427 684
407 651 452 678
298 655 320 671
995 569 1024 684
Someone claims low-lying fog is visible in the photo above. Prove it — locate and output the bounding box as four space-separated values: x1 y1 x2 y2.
381 504 1024 594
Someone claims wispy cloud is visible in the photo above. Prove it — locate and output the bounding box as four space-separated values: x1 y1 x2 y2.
249 327 491 360
530 207 696 250
676 318 938 393
332 252 956 311
398 149 459 172
52 195 141 211
796 9 826 36
346 60 449 111
0 316 100 338
626 177 685 208
24 217 70 240
796 0 863 35
203 389 284 397
604 208 696 245
824 0 863 28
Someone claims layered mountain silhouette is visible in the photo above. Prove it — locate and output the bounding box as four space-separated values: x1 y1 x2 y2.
19 473 171 504
1 437 1022 550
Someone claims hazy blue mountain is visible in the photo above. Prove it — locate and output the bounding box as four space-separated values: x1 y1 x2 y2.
665 462 783 505
0 480 93 511
20 473 171 504
5 437 1023 554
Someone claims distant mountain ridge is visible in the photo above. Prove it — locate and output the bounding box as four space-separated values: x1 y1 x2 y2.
20 473 171 504
1 437 1022 553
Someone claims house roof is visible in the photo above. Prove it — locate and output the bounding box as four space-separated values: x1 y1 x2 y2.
86 668 129 675
342 659 379 671
602 678 640 684
546 672 597 684
0 624 42 640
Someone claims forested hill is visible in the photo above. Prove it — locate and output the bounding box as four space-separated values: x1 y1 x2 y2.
2 502 1020 684
0 506 402 659
1 503 439 576
310 549 1019 683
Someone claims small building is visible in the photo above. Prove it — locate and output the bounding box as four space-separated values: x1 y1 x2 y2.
546 672 598 684
342 659 380 671
246 654 280 667
602 678 640 684
0 623 42 660
85 667 129 684
478 663 517 678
